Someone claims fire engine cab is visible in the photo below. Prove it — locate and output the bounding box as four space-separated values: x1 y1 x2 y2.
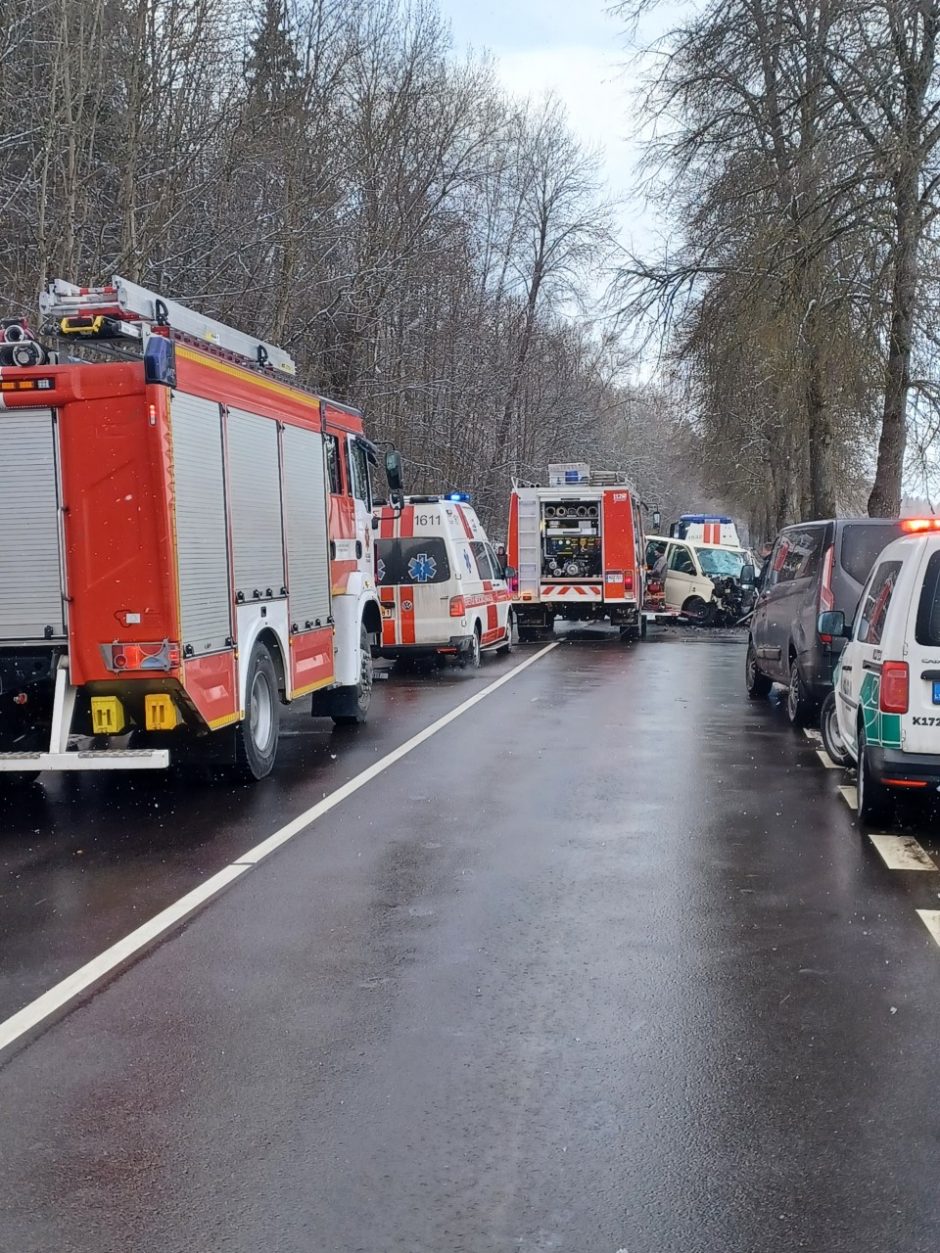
507 464 646 640
0 276 400 780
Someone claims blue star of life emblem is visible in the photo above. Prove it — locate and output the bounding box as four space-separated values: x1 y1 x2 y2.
463 549 473 574
376 558 386 583
407 552 437 582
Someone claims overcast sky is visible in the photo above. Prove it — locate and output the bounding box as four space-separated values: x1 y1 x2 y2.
437 0 653 256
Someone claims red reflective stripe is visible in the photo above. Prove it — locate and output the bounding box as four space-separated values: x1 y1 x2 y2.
399 505 415 539
400 586 416 644
455 504 474 540
380 511 394 539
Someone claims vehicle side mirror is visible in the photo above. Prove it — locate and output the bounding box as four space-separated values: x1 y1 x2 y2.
385 449 404 509
739 562 755 587
652 509 661 531
818 610 848 639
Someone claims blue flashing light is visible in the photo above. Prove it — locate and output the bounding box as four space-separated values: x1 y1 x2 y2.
144 335 177 387
446 491 471 503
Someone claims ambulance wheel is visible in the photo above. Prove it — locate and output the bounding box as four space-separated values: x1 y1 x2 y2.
820 691 850 768
462 625 482 669
235 642 280 781
857 721 890 826
333 625 374 725
496 612 515 656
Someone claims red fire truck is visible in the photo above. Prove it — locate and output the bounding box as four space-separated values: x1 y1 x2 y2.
0 277 400 780
506 464 646 640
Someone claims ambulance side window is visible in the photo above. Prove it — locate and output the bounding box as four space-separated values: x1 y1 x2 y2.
485 543 505 579
471 542 499 580
324 435 341 494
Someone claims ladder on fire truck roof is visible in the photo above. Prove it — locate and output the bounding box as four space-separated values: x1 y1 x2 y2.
39 275 297 377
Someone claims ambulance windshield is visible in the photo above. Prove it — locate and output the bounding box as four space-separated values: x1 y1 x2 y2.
375 539 451 585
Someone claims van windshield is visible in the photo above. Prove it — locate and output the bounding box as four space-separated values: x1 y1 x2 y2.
695 547 745 577
375 539 451 585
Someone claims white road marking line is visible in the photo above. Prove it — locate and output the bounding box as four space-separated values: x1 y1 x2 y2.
916 910 940 946
0 642 559 1058
234 642 559 866
839 785 858 808
803 727 822 742
816 749 839 769
0 864 248 1056
869 834 937 871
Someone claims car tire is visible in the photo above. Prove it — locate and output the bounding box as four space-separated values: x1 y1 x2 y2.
332 624 374 725
496 611 515 656
745 640 772 699
786 656 813 726
820 691 850 768
857 721 890 826
234 642 280 781
683 595 710 625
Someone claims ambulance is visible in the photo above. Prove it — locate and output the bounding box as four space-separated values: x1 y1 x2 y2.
373 494 514 666
670 514 741 546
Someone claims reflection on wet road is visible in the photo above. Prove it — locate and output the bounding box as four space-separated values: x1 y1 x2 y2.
2 625 940 1253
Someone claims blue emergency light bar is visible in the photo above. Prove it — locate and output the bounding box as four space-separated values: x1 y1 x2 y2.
446 491 471 503
679 513 732 523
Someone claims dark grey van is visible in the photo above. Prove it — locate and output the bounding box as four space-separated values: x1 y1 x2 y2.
746 518 906 724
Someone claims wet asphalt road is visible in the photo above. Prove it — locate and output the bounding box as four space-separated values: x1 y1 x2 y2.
2 626 940 1252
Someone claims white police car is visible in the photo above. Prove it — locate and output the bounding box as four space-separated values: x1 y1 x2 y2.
372 493 514 667
820 521 940 823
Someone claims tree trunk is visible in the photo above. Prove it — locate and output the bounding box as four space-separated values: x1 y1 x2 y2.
869 170 920 517
806 322 837 517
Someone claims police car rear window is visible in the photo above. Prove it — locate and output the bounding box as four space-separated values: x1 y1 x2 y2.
375 539 451 585
916 551 940 646
839 522 905 585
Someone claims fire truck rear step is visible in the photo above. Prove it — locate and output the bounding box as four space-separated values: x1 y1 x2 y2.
0 750 169 772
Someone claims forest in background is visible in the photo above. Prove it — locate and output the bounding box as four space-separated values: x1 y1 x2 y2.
0 0 715 534
617 0 940 536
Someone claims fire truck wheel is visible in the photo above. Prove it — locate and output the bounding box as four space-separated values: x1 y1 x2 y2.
333 624 374 725
496 612 515 656
235 642 280 780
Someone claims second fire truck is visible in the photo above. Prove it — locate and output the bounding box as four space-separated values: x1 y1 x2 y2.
507 464 646 640
0 276 401 780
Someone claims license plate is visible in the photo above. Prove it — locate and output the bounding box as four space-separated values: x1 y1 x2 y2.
932 681 940 705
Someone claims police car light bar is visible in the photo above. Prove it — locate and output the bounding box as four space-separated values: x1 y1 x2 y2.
901 517 940 532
